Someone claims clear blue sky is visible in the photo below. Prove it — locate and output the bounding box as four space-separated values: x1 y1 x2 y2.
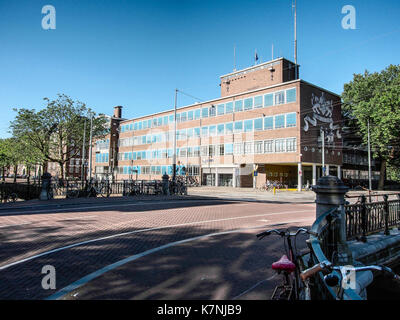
0 0 399 137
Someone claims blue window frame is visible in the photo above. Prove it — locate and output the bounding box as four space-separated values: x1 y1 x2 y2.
169 115 174 123
264 116 273 130
254 118 263 131
201 107 208 118
254 96 263 108
138 122 142 130
217 104 225 115
163 116 168 125
244 119 253 132
201 126 208 136
147 119 152 128
209 105 216 117
143 121 148 129
181 112 187 122
134 122 138 130
275 115 285 128
194 127 200 137
234 100 243 112
225 143 233 155
195 109 201 119
286 88 296 103
244 98 253 110
225 102 233 114
188 110 194 121
157 117 162 126
286 113 297 127
264 93 274 107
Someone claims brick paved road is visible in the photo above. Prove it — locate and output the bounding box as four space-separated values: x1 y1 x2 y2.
0 196 315 300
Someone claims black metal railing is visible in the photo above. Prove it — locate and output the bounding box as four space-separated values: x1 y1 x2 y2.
345 195 400 242
306 208 363 300
0 181 41 202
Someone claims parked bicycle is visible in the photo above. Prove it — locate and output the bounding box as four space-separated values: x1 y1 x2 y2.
85 179 111 197
301 260 400 300
256 228 318 300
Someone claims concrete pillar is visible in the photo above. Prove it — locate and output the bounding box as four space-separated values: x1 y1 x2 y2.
297 162 302 192
232 167 236 188
312 164 317 186
39 172 52 200
326 164 330 176
215 168 219 187
338 165 342 179
253 164 257 189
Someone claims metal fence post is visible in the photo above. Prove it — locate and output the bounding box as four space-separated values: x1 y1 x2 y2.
383 194 389 235
360 195 367 242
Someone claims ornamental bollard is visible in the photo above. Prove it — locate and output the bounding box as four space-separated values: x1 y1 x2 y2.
162 174 170 196
39 172 52 200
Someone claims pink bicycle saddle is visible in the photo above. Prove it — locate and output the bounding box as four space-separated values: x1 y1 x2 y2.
271 255 296 273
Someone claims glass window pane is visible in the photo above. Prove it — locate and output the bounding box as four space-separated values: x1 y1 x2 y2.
217 124 224 135
209 125 216 136
286 113 297 127
209 106 216 117
275 91 285 105
201 126 208 136
217 104 225 115
225 122 233 134
234 100 243 112
188 111 194 120
163 116 168 125
181 112 187 122
275 115 285 128
254 118 263 131
264 117 274 130
225 143 233 155
202 107 209 118
264 93 273 107
234 121 243 132
244 98 253 110
286 88 296 103
254 96 263 108
225 102 233 114
195 109 201 119
244 119 253 132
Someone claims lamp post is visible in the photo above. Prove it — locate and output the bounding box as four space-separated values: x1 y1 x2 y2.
172 89 178 181
88 112 94 180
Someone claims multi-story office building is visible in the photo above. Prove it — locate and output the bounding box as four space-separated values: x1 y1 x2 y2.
93 57 345 189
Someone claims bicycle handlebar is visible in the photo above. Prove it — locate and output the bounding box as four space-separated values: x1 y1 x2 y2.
256 228 317 240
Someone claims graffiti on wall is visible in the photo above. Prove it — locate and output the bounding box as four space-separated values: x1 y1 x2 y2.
303 92 341 146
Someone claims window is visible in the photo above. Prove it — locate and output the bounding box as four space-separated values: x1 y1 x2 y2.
254 118 263 131
217 124 224 135
254 96 263 108
234 100 243 112
201 146 208 156
286 88 296 103
201 126 208 136
275 91 285 105
264 116 274 130
286 113 297 127
176 113 181 123
202 107 209 118
254 141 263 154
234 143 243 154
157 117 162 126
143 121 148 129
264 93 273 107
218 144 224 156
225 122 233 134
244 98 253 110
275 115 285 129
138 122 142 130
209 145 215 156
264 140 274 153
194 127 200 137
225 143 233 155
209 105 216 117
195 109 201 119
163 116 168 125
286 138 297 152
275 139 286 152
134 122 138 131
148 119 152 128
187 128 194 138
209 125 216 136
194 146 200 157
217 104 225 116
180 112 187 122
180 148 187 157
188 110 194 121
244 119 253 132
169 115 174 123
225 102 233 114
244 142 253 154
234 121 243 133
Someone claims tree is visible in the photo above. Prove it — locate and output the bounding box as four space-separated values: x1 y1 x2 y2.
342 65 400 189
10 94 108 179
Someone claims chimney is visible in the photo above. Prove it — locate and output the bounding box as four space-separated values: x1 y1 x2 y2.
113 106 122 118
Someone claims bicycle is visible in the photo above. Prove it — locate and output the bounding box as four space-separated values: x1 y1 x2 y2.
301 260 400 300
256 228 318 300
85 180 111 197
4 192 18 203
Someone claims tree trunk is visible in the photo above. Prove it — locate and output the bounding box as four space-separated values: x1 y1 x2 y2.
2 167 5 181
378 158 386 190
13 164 18 183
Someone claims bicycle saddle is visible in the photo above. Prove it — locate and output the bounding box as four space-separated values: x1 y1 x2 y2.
272 255 296 273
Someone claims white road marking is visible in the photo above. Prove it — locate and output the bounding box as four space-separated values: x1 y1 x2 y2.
0 222 32 228
258 219 270 223
0 209 312 271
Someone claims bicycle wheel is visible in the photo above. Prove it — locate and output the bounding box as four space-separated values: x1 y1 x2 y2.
67 189 79 199
6 193 18 203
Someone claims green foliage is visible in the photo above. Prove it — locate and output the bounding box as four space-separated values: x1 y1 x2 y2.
10 94 108 176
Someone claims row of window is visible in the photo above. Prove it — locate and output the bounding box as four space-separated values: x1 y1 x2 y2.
118 138 297 161
96 139 110 151
95 153 109 163
118 112 297 147
117 165 200 176
119 88 297 133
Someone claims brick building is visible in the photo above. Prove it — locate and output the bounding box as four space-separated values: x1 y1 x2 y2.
91 57 358 190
